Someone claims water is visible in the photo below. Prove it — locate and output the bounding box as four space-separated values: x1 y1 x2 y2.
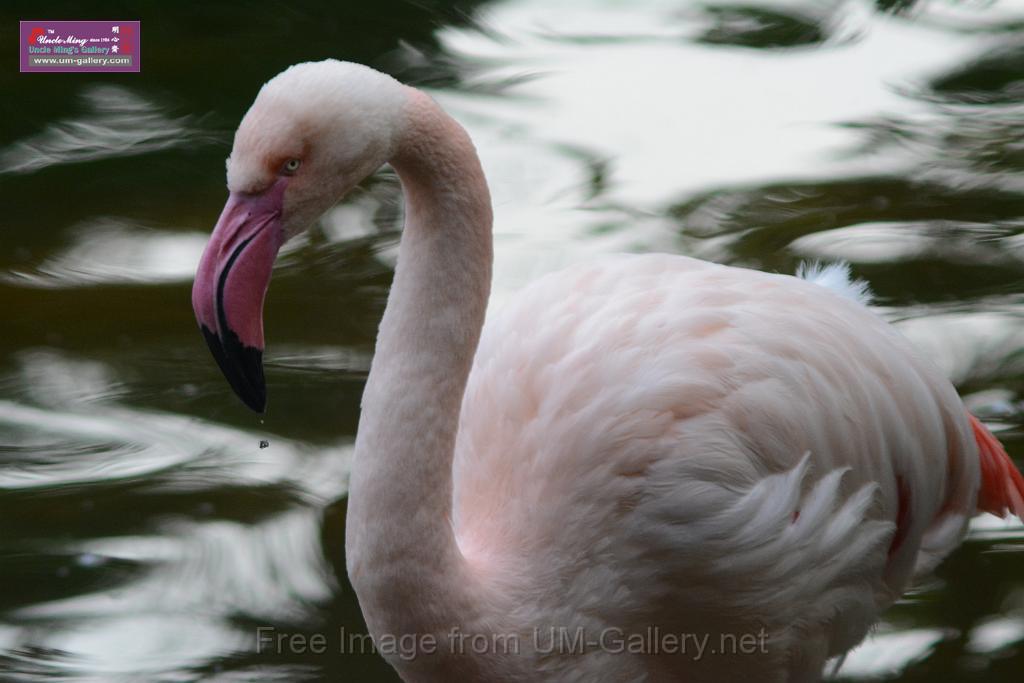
2 0 1023 680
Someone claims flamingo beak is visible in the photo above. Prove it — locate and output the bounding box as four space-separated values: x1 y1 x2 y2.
192 178 287 413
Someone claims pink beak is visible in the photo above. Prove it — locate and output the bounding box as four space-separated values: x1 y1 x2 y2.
192 179 287 412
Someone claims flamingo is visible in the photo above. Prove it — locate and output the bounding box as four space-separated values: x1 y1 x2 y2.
191 60 1024 682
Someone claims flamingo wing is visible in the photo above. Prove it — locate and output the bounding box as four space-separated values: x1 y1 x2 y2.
451 254 985 679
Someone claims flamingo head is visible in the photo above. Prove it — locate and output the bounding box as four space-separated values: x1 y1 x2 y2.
192 60 407 412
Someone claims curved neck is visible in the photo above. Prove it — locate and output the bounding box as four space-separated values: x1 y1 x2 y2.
345 88 493 661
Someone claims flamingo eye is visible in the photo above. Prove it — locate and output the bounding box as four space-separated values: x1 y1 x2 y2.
283 158 301 174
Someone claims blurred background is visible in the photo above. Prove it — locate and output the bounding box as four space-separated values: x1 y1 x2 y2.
2 0 1024 680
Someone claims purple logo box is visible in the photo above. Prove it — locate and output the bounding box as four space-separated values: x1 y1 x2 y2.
20 20 140 73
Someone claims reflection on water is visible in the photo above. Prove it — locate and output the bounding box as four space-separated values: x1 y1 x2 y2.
2 222 210 289
2 0 1023 681
837 627 949 679
0 85 217 176
968 615 1024 655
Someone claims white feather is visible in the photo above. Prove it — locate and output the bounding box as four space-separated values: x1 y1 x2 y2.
797 261 873 306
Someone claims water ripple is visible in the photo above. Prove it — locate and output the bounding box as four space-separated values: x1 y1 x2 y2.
1 220 209 289
0 85 220 176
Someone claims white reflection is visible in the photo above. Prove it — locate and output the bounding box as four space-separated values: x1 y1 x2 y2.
0 85 217 175
24 509 336 628
17 349 118 407
427 0 986 295
0 347 351 498
35 615 246 679
835 627 950 679
789 220 1022 265
0 624 18 652
895 312 1024 386
2 219 209 288
0 381 350 672
967 615 1024 654
0 394 350 500
441 0 980 201
269 344 372 373
322 203 381 242
923 0 1024 31
969 512 1024 542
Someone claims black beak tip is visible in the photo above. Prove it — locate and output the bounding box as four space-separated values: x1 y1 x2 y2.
237 379 267 414
200 324 267 414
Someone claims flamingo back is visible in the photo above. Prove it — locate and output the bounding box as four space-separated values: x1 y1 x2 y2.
451 254 978 680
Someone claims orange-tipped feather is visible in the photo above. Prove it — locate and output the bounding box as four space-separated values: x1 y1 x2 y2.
970 414 1024 519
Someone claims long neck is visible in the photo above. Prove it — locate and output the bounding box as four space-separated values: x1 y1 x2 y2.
345 88 493 655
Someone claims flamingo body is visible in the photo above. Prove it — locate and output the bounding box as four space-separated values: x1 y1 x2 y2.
452 254 973 681
191 60 1024 682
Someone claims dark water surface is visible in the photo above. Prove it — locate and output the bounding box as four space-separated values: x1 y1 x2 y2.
2 0 1024 680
